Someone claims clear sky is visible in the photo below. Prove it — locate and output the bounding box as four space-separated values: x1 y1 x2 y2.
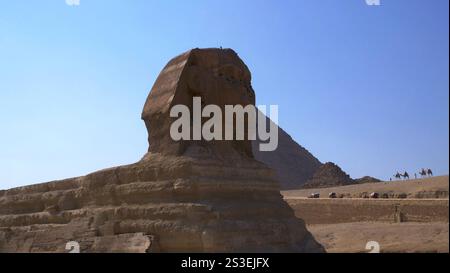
0 0 448 189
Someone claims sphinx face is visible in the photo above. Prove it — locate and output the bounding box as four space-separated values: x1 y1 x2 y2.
142 48 256 157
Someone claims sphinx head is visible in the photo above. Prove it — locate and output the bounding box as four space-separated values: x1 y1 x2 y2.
141 48 256 158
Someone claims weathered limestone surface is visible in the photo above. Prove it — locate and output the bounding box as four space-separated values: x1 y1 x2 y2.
0 48 324 253
302 162 355 189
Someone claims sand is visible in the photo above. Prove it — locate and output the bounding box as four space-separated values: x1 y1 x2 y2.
282 175 449 199
308 222 449 253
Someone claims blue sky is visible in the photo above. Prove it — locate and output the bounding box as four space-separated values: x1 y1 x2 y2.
0 0 448 189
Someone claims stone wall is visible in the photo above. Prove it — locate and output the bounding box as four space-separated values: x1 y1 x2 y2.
286 198 449 224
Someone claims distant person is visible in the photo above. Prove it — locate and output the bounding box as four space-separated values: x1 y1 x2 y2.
427 168 433 177
414 173 417 179
390 177 392 181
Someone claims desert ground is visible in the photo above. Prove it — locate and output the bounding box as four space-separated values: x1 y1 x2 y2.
308 222 449 253
282 175 449 199
283 176 449 253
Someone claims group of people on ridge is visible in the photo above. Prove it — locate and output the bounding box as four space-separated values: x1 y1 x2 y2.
392 168 433 181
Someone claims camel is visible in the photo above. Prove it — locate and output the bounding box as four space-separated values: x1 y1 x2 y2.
402 171 409 180
420 168 427 178
394 172 402 180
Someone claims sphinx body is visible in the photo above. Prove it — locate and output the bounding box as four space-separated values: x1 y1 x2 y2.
0 48 324 253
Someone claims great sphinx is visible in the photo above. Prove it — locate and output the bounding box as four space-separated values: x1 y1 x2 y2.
0 48 324 253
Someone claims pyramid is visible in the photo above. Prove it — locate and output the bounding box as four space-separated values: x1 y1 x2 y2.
302 162 355 189
0 48 324 253
252 125 322 190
